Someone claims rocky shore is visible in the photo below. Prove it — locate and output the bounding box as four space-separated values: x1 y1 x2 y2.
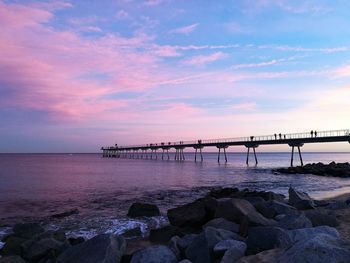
275 162 350 177
1 187 350 263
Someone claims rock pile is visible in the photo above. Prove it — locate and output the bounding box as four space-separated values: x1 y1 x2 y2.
275 162 350 177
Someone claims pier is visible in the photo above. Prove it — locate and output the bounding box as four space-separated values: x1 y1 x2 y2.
101 129 350 166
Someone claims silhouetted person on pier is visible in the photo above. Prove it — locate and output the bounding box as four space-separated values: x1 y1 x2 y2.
311 130 314 137
315 131 317 137
198 139 202 144
250 136 254 141
279 133 282 139
274 134 277 140
284 134 286 139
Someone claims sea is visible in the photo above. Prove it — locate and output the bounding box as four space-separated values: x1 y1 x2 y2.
1 152 350 241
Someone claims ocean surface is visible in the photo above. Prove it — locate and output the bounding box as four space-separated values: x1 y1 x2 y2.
1 152 350 240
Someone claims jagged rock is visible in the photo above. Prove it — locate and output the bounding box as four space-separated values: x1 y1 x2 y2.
246 226 291 254
21 237 67 262
213 239 246 258
236 248 285 263
51 209 79 219
288 225 340 244
127 202 160 218
276 213 312 230
57 234 125 263
68 237 84 246
215 198 276 226
149 225 182 243
12 223 44 239
279 234 350 263
305 210 339 227
167 201 207 227
130 245 177 263
203 218 239 233
0 236 27 256
288 187 315 210
0 256 27 263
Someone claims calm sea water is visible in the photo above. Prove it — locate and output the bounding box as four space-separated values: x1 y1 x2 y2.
1 152 350 239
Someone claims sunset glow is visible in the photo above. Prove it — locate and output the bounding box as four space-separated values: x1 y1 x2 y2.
1 0 350 152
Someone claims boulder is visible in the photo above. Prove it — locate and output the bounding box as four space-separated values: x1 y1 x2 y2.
265 201 297 216
185 227 243 263
168 236 181 260
208 188 240 199
167 201 207 227
203 218 239 233
51 208 79 219
246 226 291 254
305 210 339 227
253 202 276 219
127 203 160 218
21 237 67 262
0 236 27 256
213 239 246 258
149 226 182 243
235 248 285 263
279 234 350 263
288 225 340 244
276 213 312 230
130 245 177 263
68 237 85 246
215 198 276 226
220 245 247 263
12 223 44 239
288 187 315 210
0 256 27 263
57 234 125 263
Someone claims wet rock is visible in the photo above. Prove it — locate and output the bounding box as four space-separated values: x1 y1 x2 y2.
68 237 84 246
57 234 125 263
51 209 79 219
246 226 291 254
12 223 44 240
276 213 312 230
305 210 339 227
0 236 27 256
21 237 66 262
0 256 27 263
213 239 246 258
130 245 177 263
288 225 340 244
220 244 247 263
167 201 207 228
203 218 239 233
149 226 182 243
288 187 315 210
279 234 350 263
254 202 276 219
127 202 160 218
215 198 276 226
236 248 285 263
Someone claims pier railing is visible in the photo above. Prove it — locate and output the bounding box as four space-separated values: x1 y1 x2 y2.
113 129 350 149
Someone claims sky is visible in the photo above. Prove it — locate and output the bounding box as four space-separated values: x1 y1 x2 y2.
0 0 350 153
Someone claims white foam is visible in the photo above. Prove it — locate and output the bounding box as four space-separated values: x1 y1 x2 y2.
0 227 12 240
66 229 98 240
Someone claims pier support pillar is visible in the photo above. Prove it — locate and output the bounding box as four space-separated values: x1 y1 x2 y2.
289 143 304 167
217 145 228 163
245 144 259 166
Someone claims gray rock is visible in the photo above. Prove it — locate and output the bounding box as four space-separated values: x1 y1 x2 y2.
0 236 27 256
288 187 315 210
235 248 285 263
57 234 125 263
305 210 339 227
288 225 340 244
167 201 207 227
0 256 26 263
185 227 243 263
220 246 246 263
127 202 160 218
279 234 350 263
203 218 239 233
266 201 297 215
130 245 177 263
21 237 66 262
12 223 44 239
149 225 181 243
177 234 198 252
277 213 312 230
215 198 276 226
246 226 291 254
168 236 181 260
213 239 246 258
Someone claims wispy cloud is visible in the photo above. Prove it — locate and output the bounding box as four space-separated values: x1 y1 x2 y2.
183 52 227 66
116 9 130 20
169 23 199 34
259 44 350 53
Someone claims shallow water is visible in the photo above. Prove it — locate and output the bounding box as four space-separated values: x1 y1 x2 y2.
0 152 350 238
